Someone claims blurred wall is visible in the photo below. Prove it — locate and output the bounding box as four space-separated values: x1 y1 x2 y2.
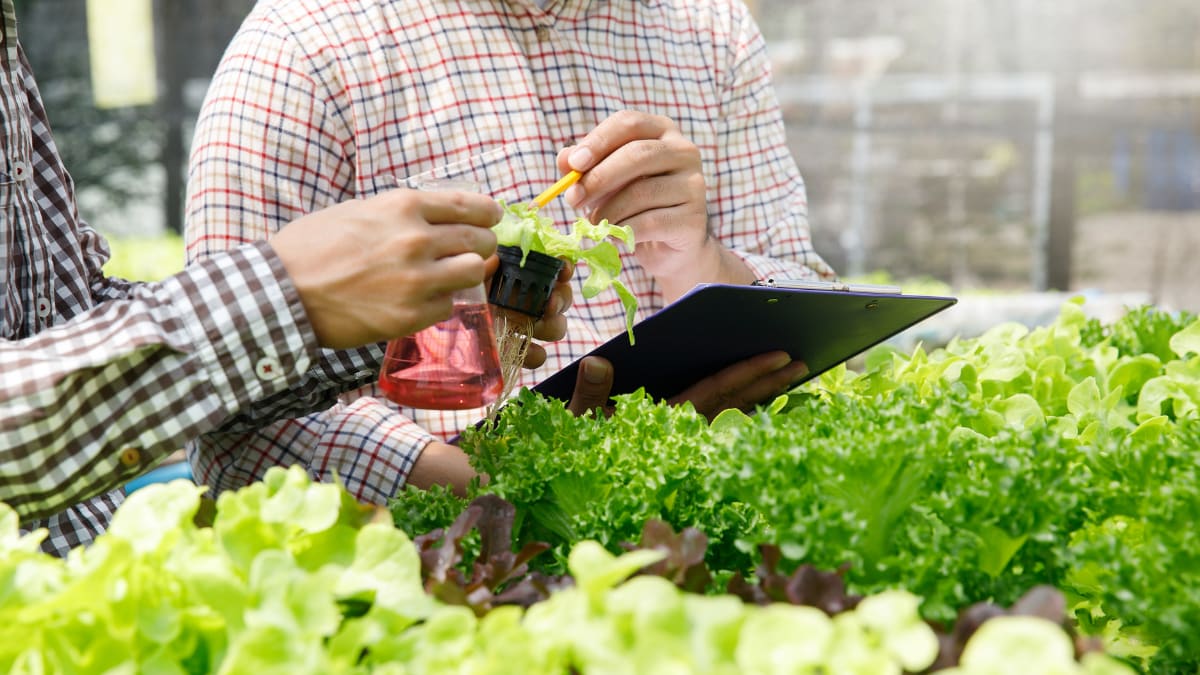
752 0 1200 311
15 0 1200 310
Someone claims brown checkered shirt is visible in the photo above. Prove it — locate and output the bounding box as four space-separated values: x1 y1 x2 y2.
1 1 378 556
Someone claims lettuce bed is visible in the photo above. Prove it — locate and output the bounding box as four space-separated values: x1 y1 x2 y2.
2 469 1128 674
394 300 1200 673
4 300 1197 673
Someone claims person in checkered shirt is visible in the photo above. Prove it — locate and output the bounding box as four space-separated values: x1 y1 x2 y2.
185 0 838 505
0 0 545 557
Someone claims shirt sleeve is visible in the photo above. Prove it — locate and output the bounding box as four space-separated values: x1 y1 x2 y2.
184 6 435 502
0 241 343 520
188 396 436 506
709 3 838 284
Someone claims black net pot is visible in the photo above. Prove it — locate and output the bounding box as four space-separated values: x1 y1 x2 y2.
488 245 567 318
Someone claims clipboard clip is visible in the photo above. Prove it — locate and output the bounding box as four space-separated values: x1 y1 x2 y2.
753 278 903 294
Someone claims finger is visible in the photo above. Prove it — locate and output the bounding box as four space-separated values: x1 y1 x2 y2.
530 310 568 342
566 111 674 173
495 306 532 331
523 342 547 369
590 173 696 234
556 145 576 175
556 259 575 283
416 190 503 227
567 356 614 417
528 275 571 340
571 129 695 211
423 224 498 261
668 352 805 418
718 360 809 411
550 276 573 314
569 139 677 212
422 251 490 296
493 305 565 343
484 254 500 278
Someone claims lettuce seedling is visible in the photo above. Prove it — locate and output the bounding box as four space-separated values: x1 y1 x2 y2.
493 201 638 342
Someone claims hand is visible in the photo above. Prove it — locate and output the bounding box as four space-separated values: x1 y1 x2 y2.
270 189 500 349
557 110 754 300
406 441 481 498
486 257 575 369
666 351 808 421
563 351 807 421
566 356 616 416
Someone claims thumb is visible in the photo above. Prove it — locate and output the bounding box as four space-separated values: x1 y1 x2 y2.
567 356 614 417
556 145 576 174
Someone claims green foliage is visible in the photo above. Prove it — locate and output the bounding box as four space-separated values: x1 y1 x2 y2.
0 466 433 673
100 234 185 281
6 298 1197 670
409 389 763 576
3 467 1125 674
1065 419 1200 671
493 201 638 341
1081 305 1198 362
390 300 1200 672
704 385 1096 621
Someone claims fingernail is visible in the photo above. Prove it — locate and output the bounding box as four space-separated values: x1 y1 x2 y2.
583 358 609 384
568 146 594 171
788 361 810 382
770 353 793 370
565 184 586 208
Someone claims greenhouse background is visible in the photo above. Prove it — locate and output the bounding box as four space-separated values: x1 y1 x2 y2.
13 0 1200 319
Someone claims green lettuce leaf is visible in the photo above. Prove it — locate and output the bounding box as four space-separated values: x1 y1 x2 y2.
494 201 637 343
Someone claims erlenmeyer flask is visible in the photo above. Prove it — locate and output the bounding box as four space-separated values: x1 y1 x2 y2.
377 178 503 409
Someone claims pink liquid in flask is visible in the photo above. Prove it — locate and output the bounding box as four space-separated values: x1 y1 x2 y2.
378 296 504 410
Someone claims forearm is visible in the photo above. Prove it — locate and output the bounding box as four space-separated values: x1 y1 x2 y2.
0 243 317 520
190 394 476 504
406 442 477 498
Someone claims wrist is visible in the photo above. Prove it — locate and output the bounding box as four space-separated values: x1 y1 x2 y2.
659 239 753 302
407 441 479 497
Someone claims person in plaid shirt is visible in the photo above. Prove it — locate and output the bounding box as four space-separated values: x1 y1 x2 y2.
0 0 526 556
186 0 837 503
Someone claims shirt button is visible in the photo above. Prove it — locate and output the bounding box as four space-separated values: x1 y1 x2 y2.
11 161 29 182
119 447 142 467
255 356 284 381
35 297 52 318
535 25 551 42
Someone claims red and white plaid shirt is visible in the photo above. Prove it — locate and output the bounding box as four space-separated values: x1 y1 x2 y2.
186 0 835 504
1 0 384 556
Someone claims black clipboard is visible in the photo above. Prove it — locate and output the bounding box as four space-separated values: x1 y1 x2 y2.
531 281 957 402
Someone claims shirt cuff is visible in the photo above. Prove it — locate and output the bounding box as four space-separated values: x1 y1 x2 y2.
162 241 320 416
728 250 827 285
310 395 438 504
